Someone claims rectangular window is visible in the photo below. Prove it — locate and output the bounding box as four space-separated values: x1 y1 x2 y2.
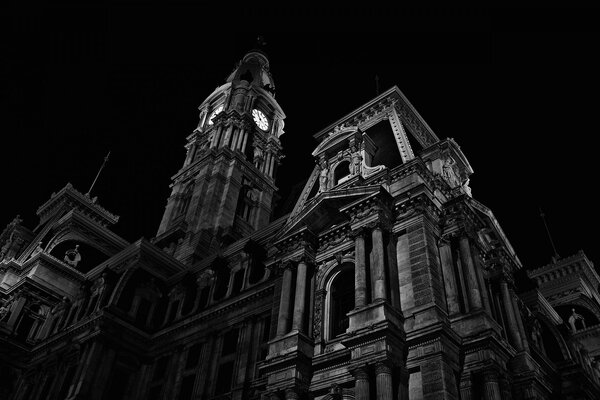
147 385 162 400
57 365 77 399
214 361 234 395
178 375 196 400
152 356 169 381
186 343 202 369
259 316 271 361
221 329 239 356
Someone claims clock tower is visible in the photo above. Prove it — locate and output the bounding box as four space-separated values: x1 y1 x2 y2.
155 49 285 264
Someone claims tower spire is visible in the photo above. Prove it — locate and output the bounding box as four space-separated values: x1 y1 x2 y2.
86 151 111 197
539 207 560 262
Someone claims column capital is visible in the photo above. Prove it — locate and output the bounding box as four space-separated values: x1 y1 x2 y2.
374 360 393 375
284 388 300 400
351 365 370 380
349 226 369 239
365 219 390 233
292 255 313 268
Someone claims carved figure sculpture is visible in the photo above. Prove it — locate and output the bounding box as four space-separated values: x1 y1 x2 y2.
319 160 329 192
568 308 586 332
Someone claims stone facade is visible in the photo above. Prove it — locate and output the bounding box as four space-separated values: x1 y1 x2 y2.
1 49 600 400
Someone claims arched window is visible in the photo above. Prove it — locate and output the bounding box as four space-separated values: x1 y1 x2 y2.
236 178 257 222
334 161 351 186
177 185 194 217
213 267 231 301
329 265 355 338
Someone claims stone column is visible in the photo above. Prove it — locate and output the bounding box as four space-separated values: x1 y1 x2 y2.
269 154 276 177
292 260 308 332
163 347 185 397
234 318 254 385
285 388 300 400
236 128 246 151
89 347 117 400
397 367 409 400
439 241 460 315
511 294 530 352
241 130 249 153
473 248 492 314
371 224 388 302
353 229 368 308
500 279 523 351
375 362 394 400
459 237 482 310
195 335 216 397
483 370 502 400
223 125 234 147
6 296 27 328
353 367 370 400
276 265 293 336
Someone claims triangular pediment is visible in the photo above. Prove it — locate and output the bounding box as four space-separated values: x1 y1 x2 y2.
281 185 382 236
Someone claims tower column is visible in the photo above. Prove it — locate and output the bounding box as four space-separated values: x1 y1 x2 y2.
511 293 530 351
353 229 368 308
439 241 460 314
500 278 523 351
353 367 370 400
276 265 293 336
483 370 502 400
375 362 394 400
459 236 482 310
291 260 308 332
269 152 276 177
371 224 387 302
235 128 246 151
241 130 249 153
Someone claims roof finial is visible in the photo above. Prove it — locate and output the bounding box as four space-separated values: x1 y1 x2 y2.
539 207 560 262
86 151 111 198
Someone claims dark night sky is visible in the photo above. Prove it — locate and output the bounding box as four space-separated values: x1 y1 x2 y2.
5 6 599 271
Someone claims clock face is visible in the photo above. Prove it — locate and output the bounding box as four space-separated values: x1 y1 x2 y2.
208 105 224 125
252 109 269 131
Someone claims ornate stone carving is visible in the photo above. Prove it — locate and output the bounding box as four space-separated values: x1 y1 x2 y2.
312 289 326 341
63 245 81 267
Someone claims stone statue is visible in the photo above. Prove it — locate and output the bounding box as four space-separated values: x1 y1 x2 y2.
442 156 460 187
568 308 586 332
351 149 362 176
530 318 543 350
319 160 329 192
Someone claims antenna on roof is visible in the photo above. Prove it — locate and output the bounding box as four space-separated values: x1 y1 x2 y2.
540 207 560 262
375 74 380 96
86 151 111 198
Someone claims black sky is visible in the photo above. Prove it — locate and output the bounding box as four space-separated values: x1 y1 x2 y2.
5 6 599 271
